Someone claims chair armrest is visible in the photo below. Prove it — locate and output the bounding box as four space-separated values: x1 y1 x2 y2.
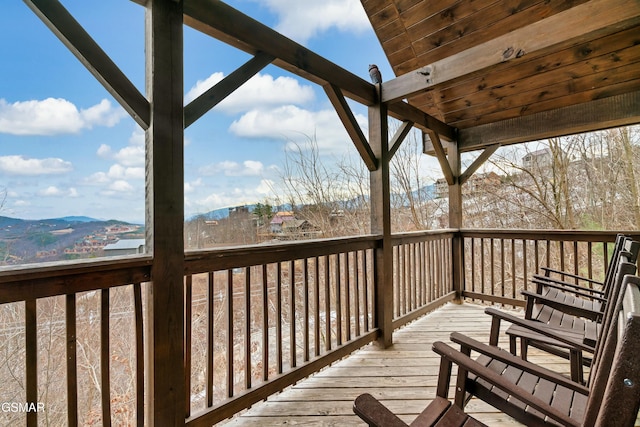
533 275 606 297
521 290 604 321
353 393 408 427
484 307 593 352
531 278 606 300
448 332 590 392
432 340 583 427
539 267 604 286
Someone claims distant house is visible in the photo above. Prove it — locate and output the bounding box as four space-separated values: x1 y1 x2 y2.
435 172 502 198
522 148 552 169
103 239 146 256
270 211 296 233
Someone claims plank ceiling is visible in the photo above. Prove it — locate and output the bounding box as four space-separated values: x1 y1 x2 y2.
361 0 640 151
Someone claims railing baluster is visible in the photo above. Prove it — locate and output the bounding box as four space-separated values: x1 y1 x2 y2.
289 260 296 368
354 251 361 337
511 239 516 303
226 269 234 397
345 252 351 342
66 294 78 427
573 240 579 283
133 283 144 427
335 254 342 346
481 238 485 296
393 245 399 317
303 258 309 362
323 256 331 351
261 265 269 381
207 273 214 406
245 267 251 388
500 239 505 300
184 276 192 417
26 298 37 427
101 289 111 427
522 239 528 293
276 263 283 374
587 242 593 288
314 257 321 356
363 250 370 332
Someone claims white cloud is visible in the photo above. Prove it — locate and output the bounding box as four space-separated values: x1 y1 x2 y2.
229 105 366 154
113 144 145 167
0 98 126 136
185 178 203 194
39 186 63 197
108 180 134 193
0 155 72 176
200 160 266 177
192 179 277 212
185 72 314 113
97 144 112 158
37 186 80 198
255 0 371 43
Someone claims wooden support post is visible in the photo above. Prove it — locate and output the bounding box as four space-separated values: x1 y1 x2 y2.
369 96 393 347
447 140 464 302
145 1 185 425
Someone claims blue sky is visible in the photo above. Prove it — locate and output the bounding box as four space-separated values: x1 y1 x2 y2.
0 0 404 223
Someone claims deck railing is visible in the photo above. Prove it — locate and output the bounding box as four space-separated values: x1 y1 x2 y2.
390 230 457 328
2 228 637 425
460 229 640 306
183 236 379 425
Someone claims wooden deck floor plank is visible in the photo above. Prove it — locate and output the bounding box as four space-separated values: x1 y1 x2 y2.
224 303 570 426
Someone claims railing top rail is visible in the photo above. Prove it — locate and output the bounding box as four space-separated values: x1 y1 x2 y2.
185 234 382 274
0 255 152 304
460 228 640 242
390 229 457 245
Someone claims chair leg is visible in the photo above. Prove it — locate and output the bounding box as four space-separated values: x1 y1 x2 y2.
569 349 584 384
520 338 529 360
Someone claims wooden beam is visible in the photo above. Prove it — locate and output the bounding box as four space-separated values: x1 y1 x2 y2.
323 84 377 171
388 120 414 160
456 91 640 151
429 132 454 186
381 0 640 103
182 0 375 106
179 0 455 141
184 51 274 128
369 100 393 347
459 144 500 185
145 0 185 425
25 0 150 129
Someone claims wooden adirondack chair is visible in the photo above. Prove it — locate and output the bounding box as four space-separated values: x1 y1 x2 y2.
353 394 488 427
434 273 640 427
532 235 628 311
353 274 640 426
486 242 639 383
524 236 638 325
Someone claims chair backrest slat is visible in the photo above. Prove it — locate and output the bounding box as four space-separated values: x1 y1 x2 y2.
584 274 640 426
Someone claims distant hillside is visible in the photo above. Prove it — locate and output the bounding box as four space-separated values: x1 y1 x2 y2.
0 216 144 265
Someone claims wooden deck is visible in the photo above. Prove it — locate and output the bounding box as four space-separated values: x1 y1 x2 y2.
223 302 573 426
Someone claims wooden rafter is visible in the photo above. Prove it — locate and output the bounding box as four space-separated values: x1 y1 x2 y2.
25 0 150 129
389 101 455 142
323 84 377 171
388 120 414 160
380 0 640 104
456 91 640 152
459 144 500 186
184 51 275 128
